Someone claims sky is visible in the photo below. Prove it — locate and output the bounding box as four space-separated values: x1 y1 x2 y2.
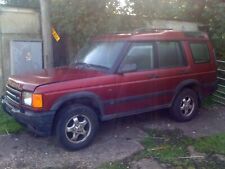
0 0 5 4
120 0 126 7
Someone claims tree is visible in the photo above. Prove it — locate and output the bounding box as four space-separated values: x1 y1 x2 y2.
128 0 208 21
202 1 225 57
50 0 125 47
127 0 225 57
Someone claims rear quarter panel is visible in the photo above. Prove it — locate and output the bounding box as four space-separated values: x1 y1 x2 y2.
184 40 217 96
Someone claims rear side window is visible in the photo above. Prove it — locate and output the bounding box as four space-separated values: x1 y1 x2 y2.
157 42 186 68
190 43 210 63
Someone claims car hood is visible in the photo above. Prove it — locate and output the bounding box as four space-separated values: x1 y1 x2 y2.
7 66 106 91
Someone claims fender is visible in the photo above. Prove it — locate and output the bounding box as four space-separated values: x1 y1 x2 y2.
50 91 104 116
171 79 201 105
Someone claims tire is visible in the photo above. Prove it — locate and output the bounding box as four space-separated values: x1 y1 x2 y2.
170 89 199 122
56 104 99 150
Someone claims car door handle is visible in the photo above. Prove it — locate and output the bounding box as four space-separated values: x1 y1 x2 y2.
179 70 190 75
147 74 159 79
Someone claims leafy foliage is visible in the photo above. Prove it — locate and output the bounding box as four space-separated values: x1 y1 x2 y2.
50 0 225 57
202 1 225 58
128 0 225 58
128 0 207 21
51 0 115 46
50 0 145 48
2 0 225 57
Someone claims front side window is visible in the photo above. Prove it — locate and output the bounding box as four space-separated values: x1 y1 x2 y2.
122 43 154 71
75 41 125 69
157 41 186 68
190 43 210 63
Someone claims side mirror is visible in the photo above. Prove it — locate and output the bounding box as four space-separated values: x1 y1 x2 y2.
118 63 137 74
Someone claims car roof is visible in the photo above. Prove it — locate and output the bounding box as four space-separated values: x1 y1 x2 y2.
92 30 209 42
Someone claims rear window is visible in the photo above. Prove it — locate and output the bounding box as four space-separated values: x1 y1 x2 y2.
157 42 186 68
190 43 210 63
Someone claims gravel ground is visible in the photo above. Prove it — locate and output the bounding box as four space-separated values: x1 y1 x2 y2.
0 105 224 169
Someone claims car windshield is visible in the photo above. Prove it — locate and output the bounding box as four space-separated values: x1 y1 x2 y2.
75 41 125 70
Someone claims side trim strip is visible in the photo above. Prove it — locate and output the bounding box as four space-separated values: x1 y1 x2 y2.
101 104 170 121
103 90 173 106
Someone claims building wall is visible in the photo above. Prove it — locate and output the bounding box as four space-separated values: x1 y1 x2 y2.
147 20 200 31
0 7 41 94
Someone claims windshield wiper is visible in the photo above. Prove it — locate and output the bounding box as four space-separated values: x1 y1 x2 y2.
74 62 109 70
87 64 109 70
74 62 90 68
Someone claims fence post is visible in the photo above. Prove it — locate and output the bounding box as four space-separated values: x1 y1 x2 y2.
40 0 53 68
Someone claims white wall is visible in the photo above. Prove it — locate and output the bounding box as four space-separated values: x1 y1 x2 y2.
0 7 41 94
147 20 200 31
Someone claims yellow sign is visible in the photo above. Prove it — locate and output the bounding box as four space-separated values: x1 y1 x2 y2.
52 28 61 42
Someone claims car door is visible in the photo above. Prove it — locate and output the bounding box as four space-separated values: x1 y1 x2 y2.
108 42 167 115
151 41 190 105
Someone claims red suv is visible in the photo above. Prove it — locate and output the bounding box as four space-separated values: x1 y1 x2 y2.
1 30 217 150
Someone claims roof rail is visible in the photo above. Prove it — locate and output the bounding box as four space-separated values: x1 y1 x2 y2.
133 27 173 34
183 31 208 38
110 31 132 35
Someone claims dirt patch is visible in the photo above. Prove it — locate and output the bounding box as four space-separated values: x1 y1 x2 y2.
0 125 145 169
137 106 225 138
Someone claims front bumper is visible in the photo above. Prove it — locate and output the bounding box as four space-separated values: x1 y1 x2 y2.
1 96 55 136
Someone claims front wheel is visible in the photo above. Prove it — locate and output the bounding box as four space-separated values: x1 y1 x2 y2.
56 104 99 150
170 89 199 122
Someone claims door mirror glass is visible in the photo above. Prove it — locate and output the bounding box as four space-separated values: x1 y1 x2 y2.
118 63 137 74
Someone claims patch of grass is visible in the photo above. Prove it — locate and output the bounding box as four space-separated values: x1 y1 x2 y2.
0 105 23 134
197 155 225 169
97 129 225 169
202 96 216 107
139 129 193 168
193 134 225 155
97 162 126 169
138 129 225 169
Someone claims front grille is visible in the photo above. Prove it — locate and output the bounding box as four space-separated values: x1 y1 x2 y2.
6 85 21 105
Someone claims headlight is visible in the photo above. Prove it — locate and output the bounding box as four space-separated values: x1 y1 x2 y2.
22 92 32 106
22 92 43 108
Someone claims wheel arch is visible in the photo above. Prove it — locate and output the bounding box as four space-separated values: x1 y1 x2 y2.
50 92 104 134
171 79 202 106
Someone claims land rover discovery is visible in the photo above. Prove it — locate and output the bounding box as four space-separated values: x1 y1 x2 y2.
1 30 217 150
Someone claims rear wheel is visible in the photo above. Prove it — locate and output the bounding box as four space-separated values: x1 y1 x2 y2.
56 104 99 150
170 89 199 122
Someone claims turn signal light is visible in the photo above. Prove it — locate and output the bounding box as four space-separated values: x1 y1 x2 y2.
32 94 43 108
